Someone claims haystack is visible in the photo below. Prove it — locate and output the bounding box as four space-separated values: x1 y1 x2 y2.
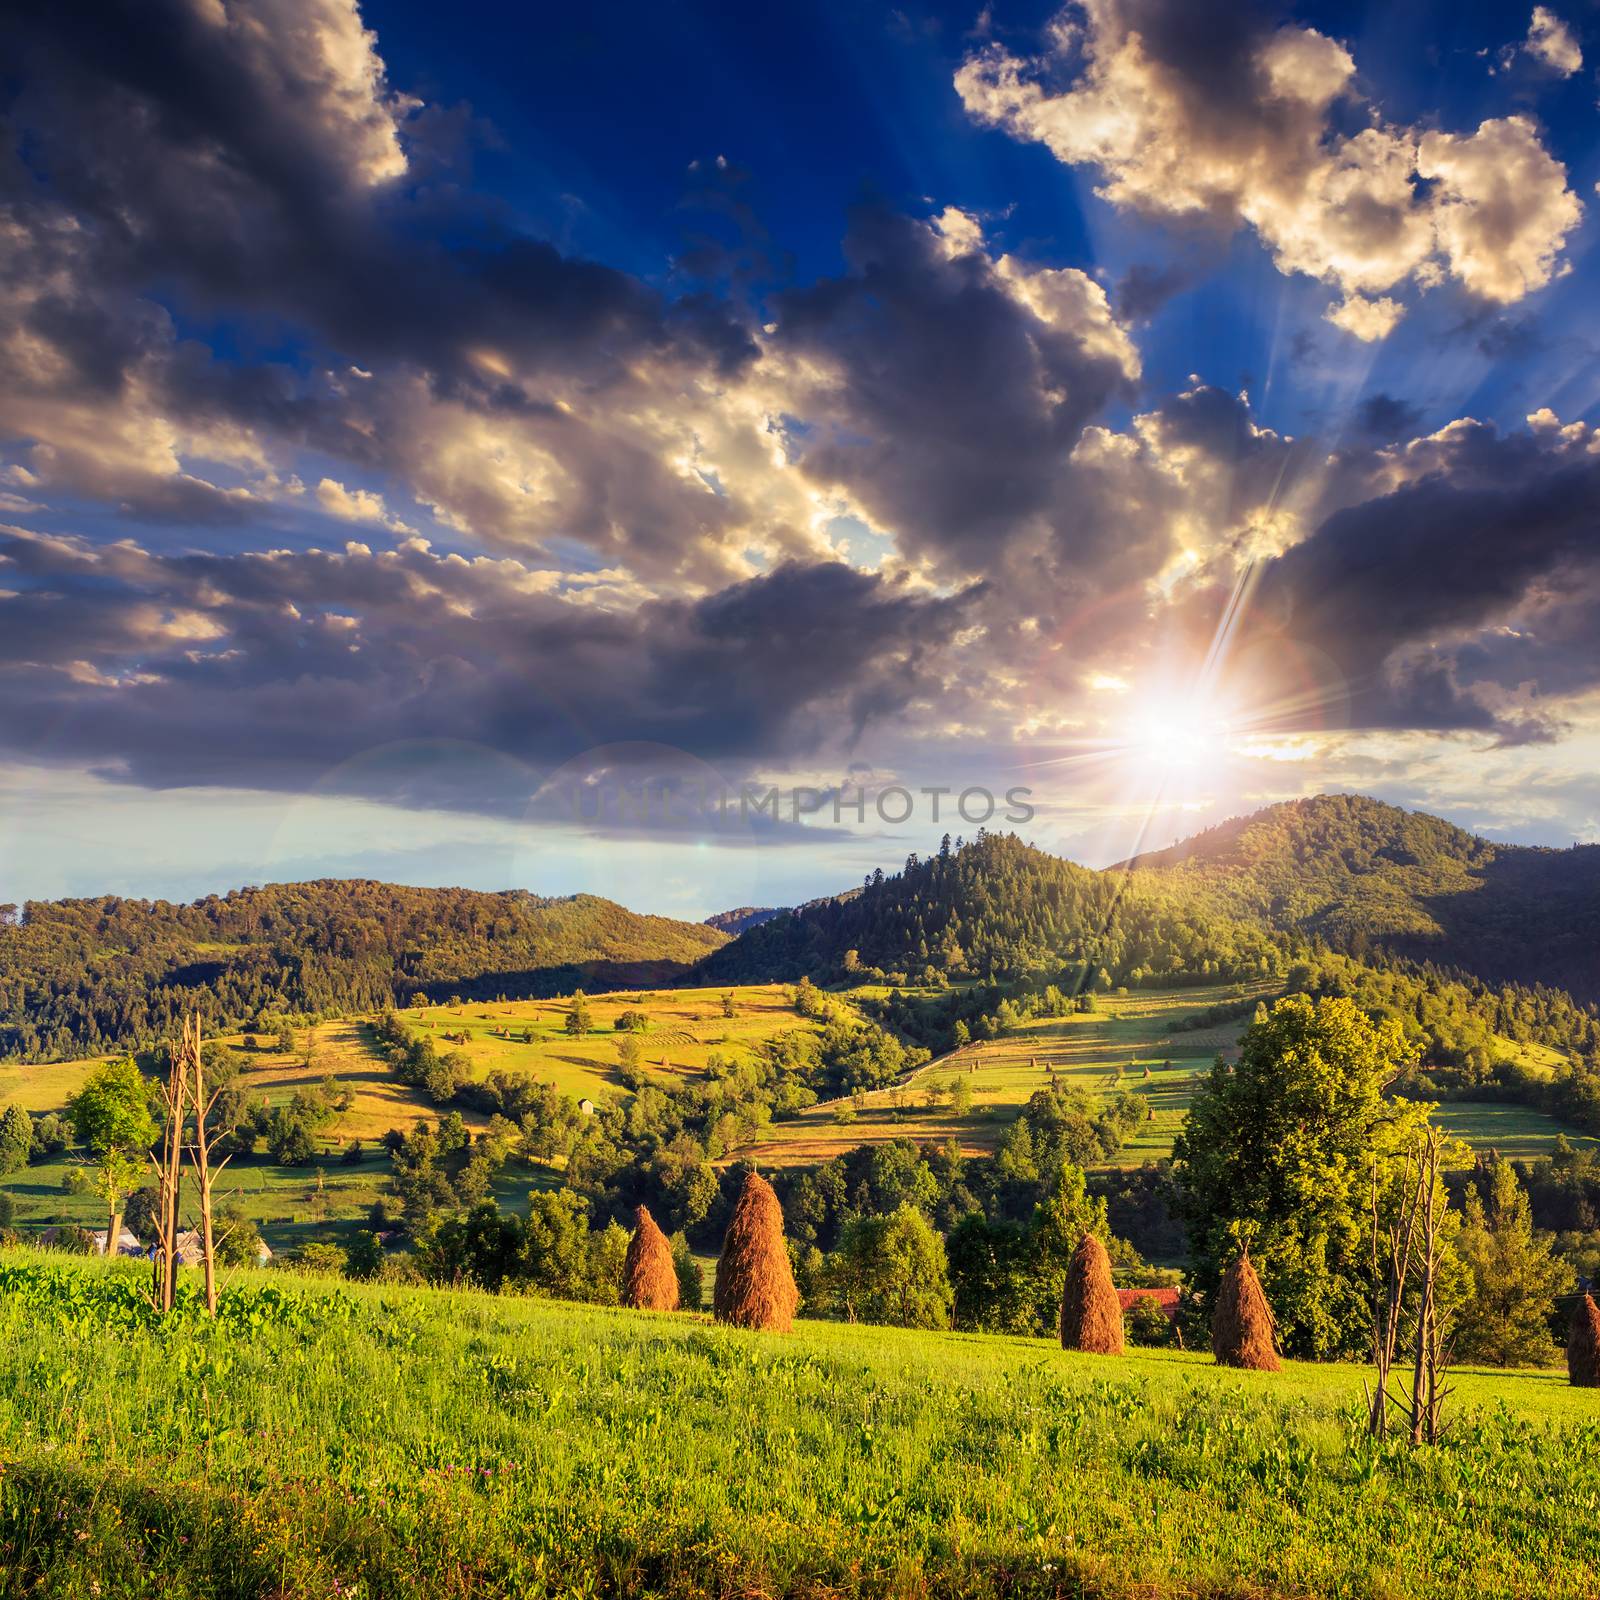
623 1204 679 1312
1211 1251 1280 1371
1059 1233 1123 1354
713 1171 799 1332
1568 1293 1600 1387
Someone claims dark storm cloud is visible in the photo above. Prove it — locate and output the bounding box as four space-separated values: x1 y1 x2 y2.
0 527 972 811
1347 394 1424 444
1228 422 1600 737
770 205 1138 574
1114 260 1200 321
0 1 752 388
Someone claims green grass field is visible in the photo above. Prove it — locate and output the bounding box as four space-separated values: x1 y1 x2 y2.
2 1251 1598 1600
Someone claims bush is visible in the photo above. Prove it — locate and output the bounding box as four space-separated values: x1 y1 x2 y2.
1126 1295 1176 1347
293 1242 347 1274
344 1232 384 1281
215 1205 264 1268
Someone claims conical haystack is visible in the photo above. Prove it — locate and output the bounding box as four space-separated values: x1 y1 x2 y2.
1211 1251 1280 1371
623 1204 679 1312
1059 1233 1123 1354
1568 1293 1600 1387
713 1171 799 1332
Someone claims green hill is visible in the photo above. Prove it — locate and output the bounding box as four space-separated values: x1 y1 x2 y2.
0 882 726 1062
1114 794 1600 1000
694 832 1283 990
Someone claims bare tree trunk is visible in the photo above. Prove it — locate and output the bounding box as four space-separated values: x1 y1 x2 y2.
189 1011 219 1315
1368 1147 1421 1438
152 1028 189 1312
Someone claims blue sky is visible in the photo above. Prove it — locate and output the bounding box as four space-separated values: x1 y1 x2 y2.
1 0 1598 917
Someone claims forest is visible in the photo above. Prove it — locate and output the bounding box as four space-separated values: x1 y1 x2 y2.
0 882 723 1061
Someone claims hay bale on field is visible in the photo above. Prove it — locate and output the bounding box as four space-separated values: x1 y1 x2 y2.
623 1205 679 1312
1059 1234 1123 1354
1568 1293 1600 1386
714 1171 799 1332
1211 1251 1280 1371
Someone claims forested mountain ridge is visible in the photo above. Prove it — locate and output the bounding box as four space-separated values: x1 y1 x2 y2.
694 832 1285 990
0 882 725 1061
1113 794 1600 1002
703 906 788 936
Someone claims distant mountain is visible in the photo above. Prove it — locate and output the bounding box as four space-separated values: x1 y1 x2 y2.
703 906 787 936
0 881 726 1061
695 832 1281 989
1114 794 1600 1001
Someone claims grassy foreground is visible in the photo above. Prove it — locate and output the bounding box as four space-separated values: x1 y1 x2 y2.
3 1255 1599 1599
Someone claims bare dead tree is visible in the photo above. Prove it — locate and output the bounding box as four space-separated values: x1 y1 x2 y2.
151 1022 192 1313
187 1012 230 1316
1374 1126 1456 1446
1367 1143 1422 1437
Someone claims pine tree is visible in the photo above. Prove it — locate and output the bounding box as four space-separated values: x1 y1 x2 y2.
1455 1159 1571 1366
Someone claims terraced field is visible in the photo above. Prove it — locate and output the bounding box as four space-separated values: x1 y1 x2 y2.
740 985 1599 1171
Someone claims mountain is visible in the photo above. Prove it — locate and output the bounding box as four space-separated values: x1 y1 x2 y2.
1113 794 1600 1001
695 832 1282 988
0 881 726 1061
703 906 787 936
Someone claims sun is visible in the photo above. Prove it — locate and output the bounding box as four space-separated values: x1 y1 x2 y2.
1125 703 1233 777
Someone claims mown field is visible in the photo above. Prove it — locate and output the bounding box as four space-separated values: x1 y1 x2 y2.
741 986 1237 1167
2 1251 1598 1600
401 981 839 1099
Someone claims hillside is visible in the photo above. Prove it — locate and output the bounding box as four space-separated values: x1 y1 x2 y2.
695 832 1283 989
7 1254 1599 1600
0 882 725 1062
1115 794 1600 1000
703 905 787 935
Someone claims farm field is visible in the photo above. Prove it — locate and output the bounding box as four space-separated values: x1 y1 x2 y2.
742 985 1279 1169
2 1251 1598 1600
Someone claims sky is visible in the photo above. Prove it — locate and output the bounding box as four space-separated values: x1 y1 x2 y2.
2 0 1599 919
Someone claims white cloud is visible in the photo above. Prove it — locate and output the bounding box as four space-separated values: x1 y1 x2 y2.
1324 293 1405 341
314 477 413 531
1417 117 1583 303
955 1 1582 332
1524 7 1583 75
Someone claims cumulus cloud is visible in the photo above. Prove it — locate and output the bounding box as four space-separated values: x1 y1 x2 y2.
1523 7 1583 75
955 0 1582 336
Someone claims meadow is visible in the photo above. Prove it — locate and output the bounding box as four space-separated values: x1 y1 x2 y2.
2 1250 1598 1600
